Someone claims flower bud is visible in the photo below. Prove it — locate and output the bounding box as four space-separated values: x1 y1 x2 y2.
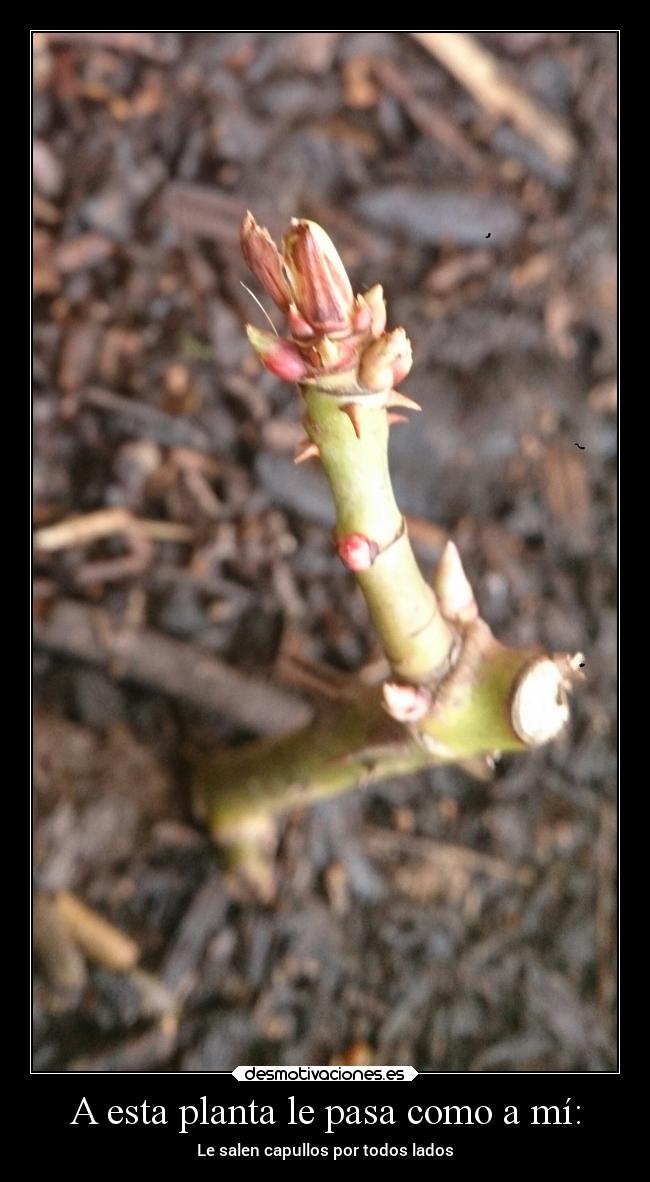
282 219 355 334
363 284 387 337
240 212 291 312
336 532 379 571
246 326 310 381
359 328 413 392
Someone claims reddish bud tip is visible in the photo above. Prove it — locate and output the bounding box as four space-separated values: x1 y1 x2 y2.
240 212 291 312
245 326 310 381
336 532 379 571
382 680 432 723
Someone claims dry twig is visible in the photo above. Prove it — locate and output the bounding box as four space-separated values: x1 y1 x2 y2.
33 599 312 735
411 32 576 167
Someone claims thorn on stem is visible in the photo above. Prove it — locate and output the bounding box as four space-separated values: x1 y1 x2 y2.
388 413 409 426
387 390 422 412
294 441 320 465
341 403 363 439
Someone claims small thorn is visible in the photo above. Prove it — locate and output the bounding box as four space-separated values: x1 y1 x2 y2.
388 413 409 426
294 441 320 465
387 390 422 412
341 403 363 439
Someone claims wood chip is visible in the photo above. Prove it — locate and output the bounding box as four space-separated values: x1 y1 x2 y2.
55 232 116 274
34 892 88 996
34 507 194 551
539 443 591 536
411 32 576 167
54 890 139 972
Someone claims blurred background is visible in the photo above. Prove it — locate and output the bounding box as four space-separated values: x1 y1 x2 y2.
33 31 617 1072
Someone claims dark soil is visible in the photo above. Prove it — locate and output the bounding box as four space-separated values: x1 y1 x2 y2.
33 31 617 1072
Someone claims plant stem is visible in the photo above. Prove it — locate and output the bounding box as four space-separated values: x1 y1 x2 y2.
191 213 581 844
304 388 454 683
193 686 434 838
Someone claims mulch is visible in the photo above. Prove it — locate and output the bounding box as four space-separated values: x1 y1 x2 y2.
33 31 617 1072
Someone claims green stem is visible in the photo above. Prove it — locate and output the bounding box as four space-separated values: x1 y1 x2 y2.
304 387 454 682
193 392 576 840
193 686 435 838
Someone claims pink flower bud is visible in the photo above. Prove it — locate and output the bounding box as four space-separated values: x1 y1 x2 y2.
282 219 355 334
336 532 379 571
359 328 412 392
245 326 310 381
240 211 291 312
382 680 432 723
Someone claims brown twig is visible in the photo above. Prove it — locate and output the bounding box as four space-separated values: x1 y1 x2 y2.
81 386 213 451
33 599 312 735
54 891 139 972
165 183 249 243
33 892 88 996
373 56 484 172
33 507 194 552
411 32 576 167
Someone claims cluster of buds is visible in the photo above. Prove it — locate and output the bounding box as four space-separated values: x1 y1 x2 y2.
240 212 415 399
